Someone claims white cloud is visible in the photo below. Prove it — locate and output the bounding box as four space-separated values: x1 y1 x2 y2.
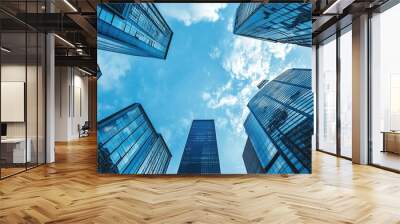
217 81 232 97
226 108 249 135
98 50 133 91
207 36 295 135
202 92 211 101
223 36 271 84
220 85 253 135
158 3 227 26
180 117 191 128
200 35 297 135
267 42 294 60
207 94 238 109
180 111 195 128
227 17 234 32
222 36 295 83
209 47 221 59
202 81 237 109
215 117 228 129
219 95 238 106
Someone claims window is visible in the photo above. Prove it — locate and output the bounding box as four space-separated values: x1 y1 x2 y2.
112 16 126 30
339 27 352 158
317 35 337 154
370 3 400 171
0 3 46 179
100 8 113 24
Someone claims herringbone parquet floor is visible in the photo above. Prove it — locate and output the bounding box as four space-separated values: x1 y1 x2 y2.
1 135 400 224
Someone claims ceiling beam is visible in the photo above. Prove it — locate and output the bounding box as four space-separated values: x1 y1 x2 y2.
12 13 83 32
67 13 97 45
55 55 96 67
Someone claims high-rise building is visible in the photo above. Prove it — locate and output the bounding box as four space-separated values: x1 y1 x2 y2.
242 138 265 173
234 3 312 47
257 79 269 89
178 120 221 174
97 103 171 174
244 68 313 174
97 64 102 79
97 3 173 59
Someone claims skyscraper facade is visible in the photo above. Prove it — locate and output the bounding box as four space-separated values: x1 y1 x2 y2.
97 3 173 59
178 120 221 174
257 79 268 89
97 64 102 79
234 3 312 47
243 68 313 174
242 138 265 173
97 103 171 174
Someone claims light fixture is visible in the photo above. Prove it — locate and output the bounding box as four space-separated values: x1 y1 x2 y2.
322 0 354 15
1 47 11 53
63 0 78 12
76 48 84 55
78 67 93 76
54 34 75 48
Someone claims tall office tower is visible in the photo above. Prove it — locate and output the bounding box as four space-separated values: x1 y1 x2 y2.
178 120 221 174
97 64 102 79
97 3 173 59
257 79 269 89
234 3 312 47
242 138 265 173
97 103 172 174
244 69 313 174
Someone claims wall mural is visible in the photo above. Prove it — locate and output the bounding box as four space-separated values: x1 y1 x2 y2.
97 3 313 174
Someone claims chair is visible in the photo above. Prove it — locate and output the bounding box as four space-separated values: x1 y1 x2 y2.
79 121 90 138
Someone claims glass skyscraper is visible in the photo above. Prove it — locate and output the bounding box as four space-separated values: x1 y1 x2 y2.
97 103 171 174
178 120 221 174
97 64 102 79
97 3 173 59
234 3 312 47
242 138 265 173
243 69 313 174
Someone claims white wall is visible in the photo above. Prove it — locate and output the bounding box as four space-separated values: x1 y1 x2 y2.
55 66 69 141
72 72 89 138
1 63 46 164
55 67 89 141
1 65 26 139
1 65 41 137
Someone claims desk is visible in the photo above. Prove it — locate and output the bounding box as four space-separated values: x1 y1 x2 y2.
382 131 400 154
1 138 31 163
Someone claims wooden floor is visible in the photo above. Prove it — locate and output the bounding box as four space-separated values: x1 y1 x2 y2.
0 167 26 178
373 150 400 171
1 135 400 224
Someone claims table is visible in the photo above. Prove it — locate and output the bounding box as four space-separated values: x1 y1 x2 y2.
381 131 400 154
1 138 31 163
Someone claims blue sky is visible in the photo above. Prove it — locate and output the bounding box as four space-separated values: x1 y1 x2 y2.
98 3 311 174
